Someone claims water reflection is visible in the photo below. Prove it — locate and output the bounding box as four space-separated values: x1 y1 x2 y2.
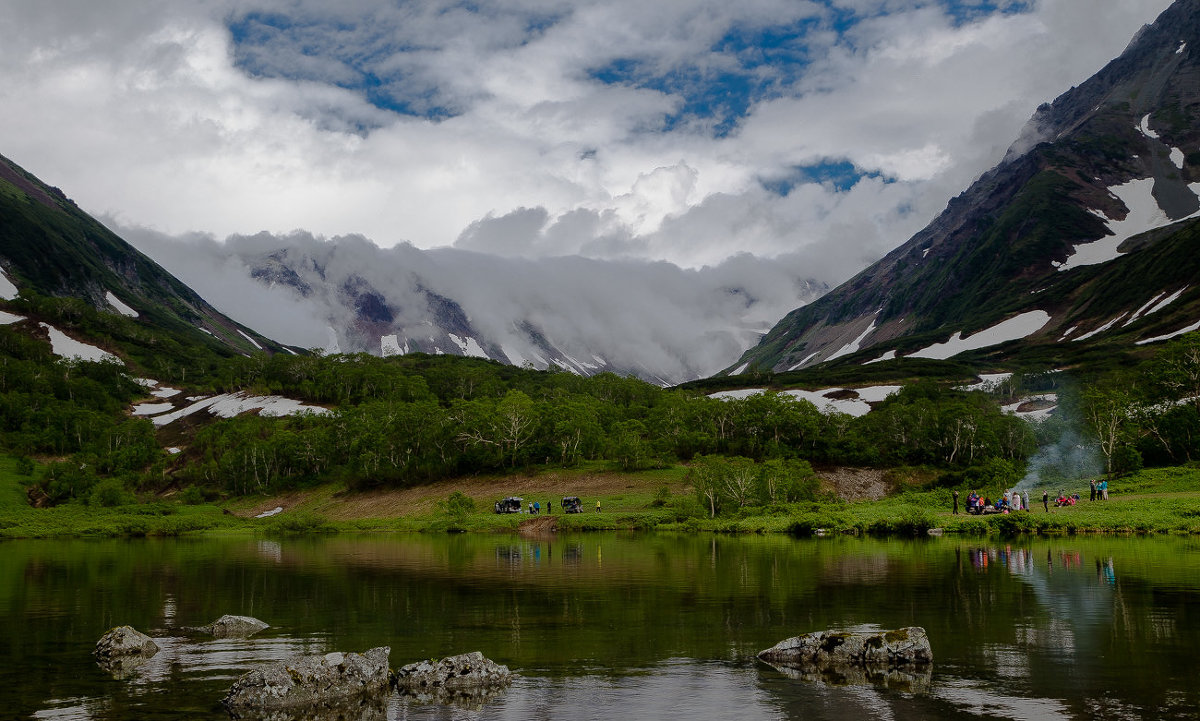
4 535 1200 720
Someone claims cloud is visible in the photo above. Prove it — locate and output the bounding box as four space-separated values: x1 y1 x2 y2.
0 0 1175 277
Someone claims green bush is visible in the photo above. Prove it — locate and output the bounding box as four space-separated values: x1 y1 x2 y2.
262 511 334 535
88 478 135 508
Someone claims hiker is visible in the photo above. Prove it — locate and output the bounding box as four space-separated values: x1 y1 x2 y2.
1012 491 1022 512
1042 490 1049 512
953 489 959 515
534 501 540 515
596 500 602 513
1090 479 1097 501
1023 490 1030 512
547 501 552 514
1101 479 1109 500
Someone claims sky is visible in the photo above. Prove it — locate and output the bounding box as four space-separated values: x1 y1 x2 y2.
0 0 1175 275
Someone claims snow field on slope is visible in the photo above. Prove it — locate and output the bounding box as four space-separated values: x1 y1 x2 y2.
39 323 119 363
134 392 329 427
105 291 138 318
710 385 902 417
0 310 24 324
908 311 1050 360
0 270 16 300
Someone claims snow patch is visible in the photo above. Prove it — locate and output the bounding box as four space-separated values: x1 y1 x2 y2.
1058 179 1176 271
1136 320 1200 345
380 334 404 357
132 402 175 416
908 311 1050 360
1123 292 1168 327
710 385 901 417
236 329 262 350
501 344 527 366
255 507 284 519
1072 314 1126 342
448 333 489 359
1178 41 1187 54
0 310 24 325
790 352 820 371
40 323 119 363
1141 287 1188 318
324 327 341 355
826 321 877 363
199 327 214 336
731 362 749 375
166 447 181 455
105 291 138 318
922 248 930 258
959 373 1013 392
1001 394 1058 422
151 386 181 398
140 392 329 427
1057 326 1077 342
1170 147 1186 170
1138 114 1159 139
0 270 17 300
865 350 897 365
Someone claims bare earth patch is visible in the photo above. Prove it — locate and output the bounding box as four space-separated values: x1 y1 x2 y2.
233 470 676 521
818 467 892 502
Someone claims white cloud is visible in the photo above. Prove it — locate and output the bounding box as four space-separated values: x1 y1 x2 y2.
0 0 1175 279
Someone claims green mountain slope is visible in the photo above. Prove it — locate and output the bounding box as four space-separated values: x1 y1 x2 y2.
735 0 1200 377
0 152 292 373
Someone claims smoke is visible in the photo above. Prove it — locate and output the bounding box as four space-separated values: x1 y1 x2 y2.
1014 428 1104 494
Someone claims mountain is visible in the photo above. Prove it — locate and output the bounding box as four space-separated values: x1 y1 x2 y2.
125 229 825 385
0 152 291 368
734 0 1200 376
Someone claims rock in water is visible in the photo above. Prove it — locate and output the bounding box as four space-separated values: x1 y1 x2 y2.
758 627 932 668
222 647 391 713
94 626 159 660
392 651 513 693
192 614 269 638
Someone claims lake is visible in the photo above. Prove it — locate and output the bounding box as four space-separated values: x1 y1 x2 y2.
4 532 1199 720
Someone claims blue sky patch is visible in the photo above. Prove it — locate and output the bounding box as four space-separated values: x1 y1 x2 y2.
762 160 894 195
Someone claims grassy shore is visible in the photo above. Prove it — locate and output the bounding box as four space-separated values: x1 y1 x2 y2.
2 456 1199 538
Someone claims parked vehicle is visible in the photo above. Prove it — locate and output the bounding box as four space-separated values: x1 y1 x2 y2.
494 497 523 514
561 496 583 514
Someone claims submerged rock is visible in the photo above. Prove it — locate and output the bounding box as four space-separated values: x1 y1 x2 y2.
94 626 159 660
392 651 513 694
768 659 933 694
758 627 932 669
222 646 391 713
189 614 270 638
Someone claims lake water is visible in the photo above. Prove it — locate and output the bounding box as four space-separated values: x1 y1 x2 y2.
4 533 1199 720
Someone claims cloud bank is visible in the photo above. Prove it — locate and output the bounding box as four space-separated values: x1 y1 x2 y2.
0 0 1174 274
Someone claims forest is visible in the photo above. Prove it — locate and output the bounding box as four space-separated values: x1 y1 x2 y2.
1 301 1198 518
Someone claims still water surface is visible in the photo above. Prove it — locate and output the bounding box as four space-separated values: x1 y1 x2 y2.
3 533 1199 720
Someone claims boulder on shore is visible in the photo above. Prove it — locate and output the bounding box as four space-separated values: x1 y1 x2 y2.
392 651 513 693
190 614 270 638
94 626 159 660
758 627 932 669
222 646 391 713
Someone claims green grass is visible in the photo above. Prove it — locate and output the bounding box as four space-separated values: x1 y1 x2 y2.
3 455 1199 538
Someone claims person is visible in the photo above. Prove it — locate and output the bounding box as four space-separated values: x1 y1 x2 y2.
534 501 540 515
1023 490 1030 513
596 499 602 513
1043 490 1049 512
547 501 552 514
1012 491 1021 512
1101 479 1109 500
528 502 533 514
1090 479 1097 502
953 489 959 515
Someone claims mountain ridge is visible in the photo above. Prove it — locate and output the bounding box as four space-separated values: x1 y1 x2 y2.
734 0 1200 376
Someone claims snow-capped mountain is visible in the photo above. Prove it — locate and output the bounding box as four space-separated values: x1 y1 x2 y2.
736 0 1200 374
133 231 825 385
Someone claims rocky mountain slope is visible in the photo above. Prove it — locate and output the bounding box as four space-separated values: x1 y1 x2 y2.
734 0 1200 376
0 153 290 366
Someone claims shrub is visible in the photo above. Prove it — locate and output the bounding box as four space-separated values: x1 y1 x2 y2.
262 511 334 535
178 486 206 506
88 478 135 508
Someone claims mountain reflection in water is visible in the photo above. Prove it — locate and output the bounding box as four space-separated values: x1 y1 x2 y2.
4 534 1199 720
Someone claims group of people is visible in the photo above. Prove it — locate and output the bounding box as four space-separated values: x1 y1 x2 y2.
960 490 1030 515
527 501 548 514
955 481 1112 515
